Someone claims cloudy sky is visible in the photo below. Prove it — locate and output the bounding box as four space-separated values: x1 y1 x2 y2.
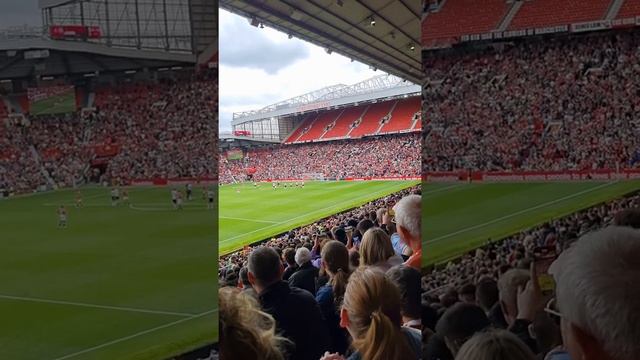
0 1 40 27
219 9 381 132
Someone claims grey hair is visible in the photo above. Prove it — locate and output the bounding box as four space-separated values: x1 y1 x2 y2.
553 226 640 360
455 329 535 360
393 194 421 238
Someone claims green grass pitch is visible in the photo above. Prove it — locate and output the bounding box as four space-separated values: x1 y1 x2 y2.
422 181 640 266
219 180 420 255
0 187 217 360
30 92 76 116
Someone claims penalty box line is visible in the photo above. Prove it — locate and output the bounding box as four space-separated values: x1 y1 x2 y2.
426 181 619 244
52 308 218 360
0 294 196 317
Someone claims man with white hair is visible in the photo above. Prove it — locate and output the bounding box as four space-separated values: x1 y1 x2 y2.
551 226 640 360
393 194 421 270
288 246 319 295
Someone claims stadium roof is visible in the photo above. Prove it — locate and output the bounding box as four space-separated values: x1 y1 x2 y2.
232 73 420 124
220 0 421 84
219 133 281 150
0 39 196 79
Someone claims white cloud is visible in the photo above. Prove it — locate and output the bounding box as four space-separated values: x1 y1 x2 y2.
219 9 381 132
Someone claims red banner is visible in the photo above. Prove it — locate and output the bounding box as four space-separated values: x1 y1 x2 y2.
50 25 102 40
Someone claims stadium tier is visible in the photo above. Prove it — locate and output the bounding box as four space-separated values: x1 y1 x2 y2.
617 0 640 18
0 71 216 194
422 0 640 47
508 0 612 30
220 133 420 184
421 0 509 45
423 30 640 173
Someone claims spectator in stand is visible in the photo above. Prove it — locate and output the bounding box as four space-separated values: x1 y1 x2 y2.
282 248 298 281
316 240 352 355
288 246 319 296
386 265 422 330
359 227 404 272
247 247 330 360
321 267 421 360
394 194 422 270
551 226 640 360
238 267 256 297
219 286 287 360
455 330 536 360
431 303 491 358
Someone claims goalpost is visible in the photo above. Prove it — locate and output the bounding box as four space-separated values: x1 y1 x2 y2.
302 173 325 181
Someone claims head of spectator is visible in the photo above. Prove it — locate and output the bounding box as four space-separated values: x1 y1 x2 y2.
332 226 347 245
219 287 286 360
458 283 476 304
282 248 296 267
359 227 402 271
294 247 312 267
340 267 421 360
386 265 422 329
321 240 351 304
497 268 530 326
238 267 252 289
613 208 640 229
436 302 491 356
247 247 283 294
393 195 421 269
455 329 536 360
552 226 640 360
349 249 360 268
357 219 375 239
476 277 499 313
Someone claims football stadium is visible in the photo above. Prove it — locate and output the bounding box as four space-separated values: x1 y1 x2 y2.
422 1 640 359
218 2 424 359
0 1 217 359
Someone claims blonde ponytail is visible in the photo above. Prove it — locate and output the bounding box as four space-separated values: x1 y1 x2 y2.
343 267 417 360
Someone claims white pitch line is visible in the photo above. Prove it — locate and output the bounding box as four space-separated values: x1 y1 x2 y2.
220 216 278 224
0 294 195 317
422 184 463 196
221 184 415 244
426 181 618 244
52 308 218 360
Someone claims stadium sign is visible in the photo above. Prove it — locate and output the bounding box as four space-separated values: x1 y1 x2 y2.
49 25 102 40
425 169 640 182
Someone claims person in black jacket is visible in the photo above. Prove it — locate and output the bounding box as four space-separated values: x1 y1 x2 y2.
247 247 330 360
288 247 319 296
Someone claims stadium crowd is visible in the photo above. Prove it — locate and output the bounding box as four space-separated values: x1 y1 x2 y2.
421 192 640 360
219 133 420 183
423 30 640 172
0 72 216 193
218 188 422 360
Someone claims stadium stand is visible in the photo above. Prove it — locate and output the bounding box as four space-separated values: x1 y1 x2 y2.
349 101 395 138
617 0 640 18
322 105 366 140
380 97 421 134
423 30 640 173
220 133 420 183
421 0 509 45
508 0 611 30
219 186 422 359
284 113 317 143
422 192 640 360
296 109 341 143
0 70 217 194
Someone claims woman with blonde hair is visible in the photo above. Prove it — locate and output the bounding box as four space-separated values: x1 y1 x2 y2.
321 266 421 360
455 329 536 360
219 286 287 360
359 227 403 272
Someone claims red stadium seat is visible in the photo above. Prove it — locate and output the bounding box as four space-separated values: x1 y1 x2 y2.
616 0 640 18
379 97 421 134
422 0 509 45
284 113 318 143
350 101 394 138
508 0 611 30
322 105 367 140
296 110 341 142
